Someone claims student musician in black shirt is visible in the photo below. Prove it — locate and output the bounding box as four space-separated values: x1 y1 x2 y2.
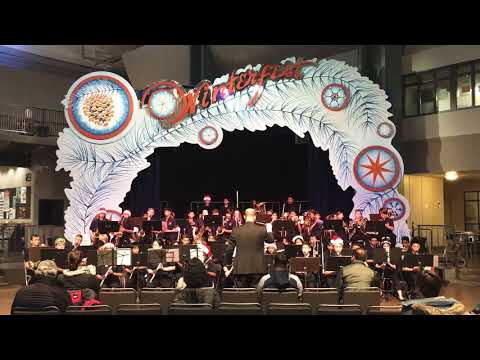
366 236 380 270
374 239 404 300
119 210 135 247
185 211 201 240
378 208 396 245
162 208 179 246
220 198 233 216
199 194 213 215
232 209 244 229
401 239 422 297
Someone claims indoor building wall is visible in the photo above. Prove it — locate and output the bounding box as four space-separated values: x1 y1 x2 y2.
444 176 480 231
0 65 76 111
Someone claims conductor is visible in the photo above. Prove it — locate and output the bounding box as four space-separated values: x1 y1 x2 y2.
230 208 274 288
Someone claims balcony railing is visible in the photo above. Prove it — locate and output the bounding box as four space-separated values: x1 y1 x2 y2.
0 104 66 137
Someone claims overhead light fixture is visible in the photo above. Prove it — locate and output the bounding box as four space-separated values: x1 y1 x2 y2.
445 171 459 181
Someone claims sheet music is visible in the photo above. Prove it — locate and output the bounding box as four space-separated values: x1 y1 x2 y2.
116 248 132 266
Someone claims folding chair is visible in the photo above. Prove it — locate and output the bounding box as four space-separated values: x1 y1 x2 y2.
139 288 176 315
215 302 263 315
117 304 162 315
11 306 61 315
221 288 259 303
99 288 137 314
302 288 339 314
366 305 402 315
65 305 112 315
168 303 213 315
342 287 381 314
316 304 363 315
267 303 313 315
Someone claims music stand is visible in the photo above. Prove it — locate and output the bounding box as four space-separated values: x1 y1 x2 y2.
175 219 189 236
272 220 295 240
27 246 44 262
178 244 201 263
366 220 382 234
203 215 223 228
323 220 343 233
210 243 227 262
326 256 352 272
147 249 165 267
143 220 162 232
166 248 180 264
98 221 120 234
86 250 98 266
417 254 434 267
40 248 68 269
290 257 321 288
285 245 303 259
97 249 114 267
256 213 272 224
369 214 381 221
264 254 276 273
129 217 145 229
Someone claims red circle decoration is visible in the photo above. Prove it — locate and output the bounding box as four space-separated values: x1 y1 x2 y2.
67 74 134 141
198 126 219 146
141 81 188 125
321 83 350 111
383 197 406 221
353 145 401 192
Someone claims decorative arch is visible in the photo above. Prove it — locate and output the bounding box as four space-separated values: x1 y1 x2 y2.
57 57 410 243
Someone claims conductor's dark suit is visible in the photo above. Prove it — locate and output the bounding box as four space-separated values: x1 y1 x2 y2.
230 222 274 288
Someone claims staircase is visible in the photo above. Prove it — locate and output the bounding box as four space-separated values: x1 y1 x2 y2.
455 254 480 285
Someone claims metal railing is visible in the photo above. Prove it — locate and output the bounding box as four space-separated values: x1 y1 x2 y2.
189 200 312 215
0 104 66 137
413 224 456 252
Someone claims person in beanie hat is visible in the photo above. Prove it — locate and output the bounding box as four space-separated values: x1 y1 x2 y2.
12 260 68 312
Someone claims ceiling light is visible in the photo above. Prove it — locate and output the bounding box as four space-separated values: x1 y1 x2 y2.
445 171 459 181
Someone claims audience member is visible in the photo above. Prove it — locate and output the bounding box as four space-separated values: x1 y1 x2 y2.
257 253 303 298
336 248 374 290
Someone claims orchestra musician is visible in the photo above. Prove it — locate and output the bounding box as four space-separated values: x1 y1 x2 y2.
118 210 135 248
306 211 323 239
322 237 352 287
284 196 297 213
89 208 107 244
348 209 367 246
220 198 233 216
185 211 201 240
162 208 180 246
374 239 404 300
232 209 244 228
200 194 213 215
378 208 396 245
366 236 380 270
401 239 423 297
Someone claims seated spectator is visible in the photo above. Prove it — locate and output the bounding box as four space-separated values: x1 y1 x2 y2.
403 271 465 315
173 258 218 306
60 251 101 298
11 260 68 313
336 248 375 290
257 253 303 298
54 237 66 250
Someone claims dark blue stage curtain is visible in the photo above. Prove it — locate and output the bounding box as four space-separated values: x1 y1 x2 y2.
306 143 355 218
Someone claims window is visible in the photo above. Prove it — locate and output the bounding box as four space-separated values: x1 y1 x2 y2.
405 86 418 116
465 191 480 231
457 65 472 109
403 59 480 117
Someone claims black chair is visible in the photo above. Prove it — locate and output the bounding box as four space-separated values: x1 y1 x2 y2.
216 302 263 315
221 288 259 303
342 287 381 314
99 288 137 314
316 304 363 315
11 306 61 315
267 303 313 315
140 288 176 315
65 305 113 315
366 305 402 315
261 288 298 312
117 304 162 315
302 288 339 314
168 303 213 315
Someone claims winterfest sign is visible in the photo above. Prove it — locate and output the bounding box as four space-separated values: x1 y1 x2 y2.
57 56 410 243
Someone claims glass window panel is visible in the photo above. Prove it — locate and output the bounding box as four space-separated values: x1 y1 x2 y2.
465 192 478 201
437 79 451 111
404 86 418 116
420 83 435 114
457 64 471 74
465 201 479 223
436 68 451 79
475 73 480 106
465 223 479 232
404 74 417 85
420 72 434 83
457 73 472 108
